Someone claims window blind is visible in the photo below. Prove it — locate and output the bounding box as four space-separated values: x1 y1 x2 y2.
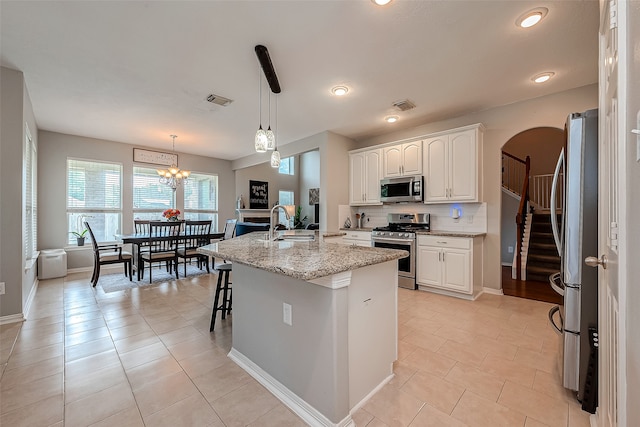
133 167 174 219
183 172 218 228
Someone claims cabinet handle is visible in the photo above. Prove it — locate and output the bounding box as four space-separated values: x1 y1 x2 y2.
437 241 447 244
442 252 445 261
438 252 441 261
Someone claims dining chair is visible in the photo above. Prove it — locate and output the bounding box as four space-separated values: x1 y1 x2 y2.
177 220 212 276
139 221 182 283
211 219 237 268
85 221 132 287
133 219 150 234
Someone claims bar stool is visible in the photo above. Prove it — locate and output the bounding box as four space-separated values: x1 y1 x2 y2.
210 263 232 331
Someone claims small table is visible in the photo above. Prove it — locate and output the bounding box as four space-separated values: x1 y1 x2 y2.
116 232 224 279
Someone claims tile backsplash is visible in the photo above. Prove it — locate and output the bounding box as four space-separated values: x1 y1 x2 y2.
339 202 487 233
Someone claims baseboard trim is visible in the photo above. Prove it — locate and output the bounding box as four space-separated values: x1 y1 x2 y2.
23 279 39 320
501 262 513 267
482 287 504 296
0 313 25 325
228 348 355 427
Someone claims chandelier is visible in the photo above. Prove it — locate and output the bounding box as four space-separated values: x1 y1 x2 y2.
157 135 190 190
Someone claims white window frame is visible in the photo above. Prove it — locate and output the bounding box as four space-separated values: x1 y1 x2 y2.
67 158 123 245
24 124 37 265
183 172 219 230
132 165 175 220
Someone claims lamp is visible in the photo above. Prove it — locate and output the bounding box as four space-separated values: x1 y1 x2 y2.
271 94 281 168
157 135 190 190
255 70 268 152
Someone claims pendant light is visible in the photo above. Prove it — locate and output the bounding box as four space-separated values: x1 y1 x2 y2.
265 90 275 150
254 69 268 152
271 95 281 168
157 135 190 190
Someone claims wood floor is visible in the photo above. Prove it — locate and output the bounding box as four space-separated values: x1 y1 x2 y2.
501 265 563 305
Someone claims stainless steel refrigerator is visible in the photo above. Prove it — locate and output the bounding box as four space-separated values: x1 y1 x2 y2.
548 108 599 404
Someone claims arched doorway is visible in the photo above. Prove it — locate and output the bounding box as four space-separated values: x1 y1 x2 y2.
500 127 564 304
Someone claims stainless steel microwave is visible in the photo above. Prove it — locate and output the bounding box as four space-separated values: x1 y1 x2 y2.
380 176 423 203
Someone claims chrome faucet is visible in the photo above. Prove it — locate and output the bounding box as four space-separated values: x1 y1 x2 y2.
270 204 291 240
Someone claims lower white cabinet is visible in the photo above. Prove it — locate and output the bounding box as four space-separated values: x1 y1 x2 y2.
416 235 482 299
330 230 372 247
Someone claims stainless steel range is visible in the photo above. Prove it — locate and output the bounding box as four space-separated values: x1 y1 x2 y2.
372 213 430 289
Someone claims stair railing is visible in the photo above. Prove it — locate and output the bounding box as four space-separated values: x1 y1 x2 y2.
529 173 563 210
515 155 530 280
501 151 527 196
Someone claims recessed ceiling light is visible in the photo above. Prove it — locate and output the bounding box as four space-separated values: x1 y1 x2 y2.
371 0 392 5
331 86 349 96
532 72 555 83
385 115 399 123
516 7 548 28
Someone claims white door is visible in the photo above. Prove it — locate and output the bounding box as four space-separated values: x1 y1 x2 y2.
416 246 441 287
401 142 423 176
449 129 477 201
596 0 624 425
424 136 448 202
349 153 365 205
364 150 382 203
442 249 470 294
382 145 402 178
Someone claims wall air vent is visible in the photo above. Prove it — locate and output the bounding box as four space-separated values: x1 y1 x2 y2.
392 99 416 111
206 94 233 106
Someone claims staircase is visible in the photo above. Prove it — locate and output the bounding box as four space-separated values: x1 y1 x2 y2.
525 213 561 282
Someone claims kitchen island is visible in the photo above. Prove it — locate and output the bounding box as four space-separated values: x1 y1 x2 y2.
198 231 408 427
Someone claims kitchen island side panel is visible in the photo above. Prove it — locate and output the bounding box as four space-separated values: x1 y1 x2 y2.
231 263 351 423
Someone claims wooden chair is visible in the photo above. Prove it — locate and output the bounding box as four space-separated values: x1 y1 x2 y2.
133 219 150 234
139 221 182 283
177 220 212 277
85 221 132 287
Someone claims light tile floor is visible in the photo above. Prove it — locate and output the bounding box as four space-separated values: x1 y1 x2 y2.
0 268 593 426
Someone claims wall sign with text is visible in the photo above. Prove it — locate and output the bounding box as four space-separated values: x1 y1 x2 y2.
249 180 269 209
133 148 177 166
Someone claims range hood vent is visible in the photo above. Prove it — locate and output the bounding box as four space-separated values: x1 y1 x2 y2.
206 94 233 106
393 99 416 111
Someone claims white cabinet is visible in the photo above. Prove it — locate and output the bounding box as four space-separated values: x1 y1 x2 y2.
342 230 372 247
349 149 382 206
423 125 483 203
382 141 422 178
416 235 482 298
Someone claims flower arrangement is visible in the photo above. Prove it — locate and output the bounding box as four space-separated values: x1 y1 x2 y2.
162 208 180 221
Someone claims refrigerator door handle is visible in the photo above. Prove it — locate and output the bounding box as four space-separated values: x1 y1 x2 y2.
548 306 563 335
550 149 564 256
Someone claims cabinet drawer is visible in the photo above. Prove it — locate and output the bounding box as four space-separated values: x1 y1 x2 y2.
417 235 471 249
343 231 371 241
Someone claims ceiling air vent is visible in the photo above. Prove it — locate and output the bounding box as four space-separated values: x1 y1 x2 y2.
392 99 416 111
206 94 233 106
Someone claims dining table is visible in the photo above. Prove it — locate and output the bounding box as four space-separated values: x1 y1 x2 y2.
115 231 225 280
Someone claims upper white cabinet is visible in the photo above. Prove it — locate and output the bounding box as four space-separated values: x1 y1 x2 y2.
382 141 422 178
423 124 483 203
349 149 382 206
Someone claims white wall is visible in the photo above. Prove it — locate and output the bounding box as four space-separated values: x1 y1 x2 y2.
0 66 38 320
501 191 519 265
38 131 236 270
300 150 320 223
234 156 299 214
232 131 356 231
357 84 598 291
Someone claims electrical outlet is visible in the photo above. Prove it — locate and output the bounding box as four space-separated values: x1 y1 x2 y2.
283 302 292 326
508 246 514 254
0 282 5 295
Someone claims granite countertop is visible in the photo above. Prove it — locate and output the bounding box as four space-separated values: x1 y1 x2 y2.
415 230 486 238
197 230 408 281
322 231 347 238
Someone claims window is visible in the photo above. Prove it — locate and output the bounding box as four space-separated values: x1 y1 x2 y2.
67 159 122 244
24 125 37 262
183 172 218 229
133 166 174 221
278 156 294 175
278 190 294 228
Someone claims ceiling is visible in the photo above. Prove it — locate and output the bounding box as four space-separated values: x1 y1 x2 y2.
0 1 599 161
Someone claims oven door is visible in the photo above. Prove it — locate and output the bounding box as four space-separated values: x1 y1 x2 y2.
372 237 416 289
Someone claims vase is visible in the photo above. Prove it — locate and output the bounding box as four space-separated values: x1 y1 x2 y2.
167 217 179 222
